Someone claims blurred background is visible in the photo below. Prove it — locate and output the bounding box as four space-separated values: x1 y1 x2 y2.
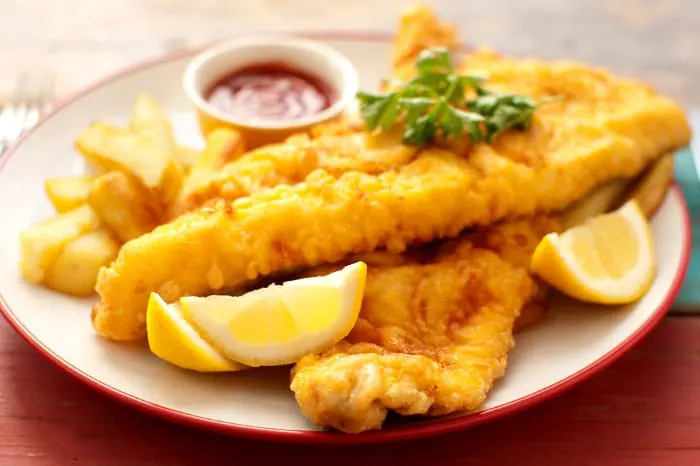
2 0 698 105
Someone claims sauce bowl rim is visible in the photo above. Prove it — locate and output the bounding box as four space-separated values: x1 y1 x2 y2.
182 35 359 130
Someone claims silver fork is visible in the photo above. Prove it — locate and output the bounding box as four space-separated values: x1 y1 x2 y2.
0 73 55 156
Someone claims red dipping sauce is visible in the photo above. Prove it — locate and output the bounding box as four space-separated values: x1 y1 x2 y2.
206 62 333 122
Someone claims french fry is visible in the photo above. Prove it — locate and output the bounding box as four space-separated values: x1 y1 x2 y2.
88 171 162 243
169 129 245 216
175 144 202 172
130 93 177 160
623 153 674 218
43 229 120 297
182 128 245 194
44 175 96 213
19 204 100 284
559 152 675 229
75 122 184 204
559 179 630 229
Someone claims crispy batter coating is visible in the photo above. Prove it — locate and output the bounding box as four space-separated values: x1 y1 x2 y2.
462 216 562 333
309 214 561 335
290 242 536 433
287 214 558 432
174 130 418 214
387 4 459 85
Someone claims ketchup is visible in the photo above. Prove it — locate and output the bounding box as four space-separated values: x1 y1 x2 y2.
206 62 333 121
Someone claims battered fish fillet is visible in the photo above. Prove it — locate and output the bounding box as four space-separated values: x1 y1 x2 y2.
290 238 536 433
173 129 418 215
93 8 690 341
386 3 459 84
311 214 561 334
288 215 558 433
463 215 561 332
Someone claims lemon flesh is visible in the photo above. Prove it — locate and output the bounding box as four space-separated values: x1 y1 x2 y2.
531 200 654 304
146 292 244 372
180 261 367 367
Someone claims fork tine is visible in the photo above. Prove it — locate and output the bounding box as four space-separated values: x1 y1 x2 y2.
23 107 41 132
8 76 29 140
23 73 54 130
0 73 55 155
0 104 15 155
41 73 56 114
0 104 16 140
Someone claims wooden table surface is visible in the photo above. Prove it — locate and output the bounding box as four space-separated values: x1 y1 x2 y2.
1 317 698 465
2 0 700 464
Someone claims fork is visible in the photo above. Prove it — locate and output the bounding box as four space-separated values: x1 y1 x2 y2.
0 73 55 156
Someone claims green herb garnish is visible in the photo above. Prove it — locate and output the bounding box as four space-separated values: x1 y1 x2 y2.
357 47 552 147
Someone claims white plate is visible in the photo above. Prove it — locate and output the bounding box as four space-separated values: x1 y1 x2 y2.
0 34 691 444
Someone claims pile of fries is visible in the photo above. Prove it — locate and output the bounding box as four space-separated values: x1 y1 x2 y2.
19 94 244 297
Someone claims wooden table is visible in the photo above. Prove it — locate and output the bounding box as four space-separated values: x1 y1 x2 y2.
1 318 698 465
1 0 699 463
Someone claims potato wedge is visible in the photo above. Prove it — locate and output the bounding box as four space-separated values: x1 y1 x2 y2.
44 175 96 213
75 122 184 204
623 153 674 218
183 128 245 194
88 171 162 243
175 145 202 172
130 93 177 160
169 129 245 216
559 179 631 229
558 152 674 229
19 204 100 284
44 229 120 297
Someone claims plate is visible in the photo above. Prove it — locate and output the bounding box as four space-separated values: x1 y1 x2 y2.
0 34 691 444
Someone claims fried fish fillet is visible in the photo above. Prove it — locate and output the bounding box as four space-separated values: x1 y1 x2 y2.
172 129 418 215
289 215 558 433
386 3 459 84
304 214 561 335
94 152 474 339
93 7 689 341
290 238 536 433
462 215 561 333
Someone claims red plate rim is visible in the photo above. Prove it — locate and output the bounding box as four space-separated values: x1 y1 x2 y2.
0 31 693 445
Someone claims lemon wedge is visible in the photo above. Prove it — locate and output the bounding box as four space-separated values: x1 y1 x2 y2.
180 261 367 367
531 200 654 304
146 292 244 372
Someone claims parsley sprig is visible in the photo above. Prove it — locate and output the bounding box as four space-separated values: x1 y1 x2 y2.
357 47 549 147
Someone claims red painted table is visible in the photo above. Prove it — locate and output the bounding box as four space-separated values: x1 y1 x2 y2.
0 316 698 465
